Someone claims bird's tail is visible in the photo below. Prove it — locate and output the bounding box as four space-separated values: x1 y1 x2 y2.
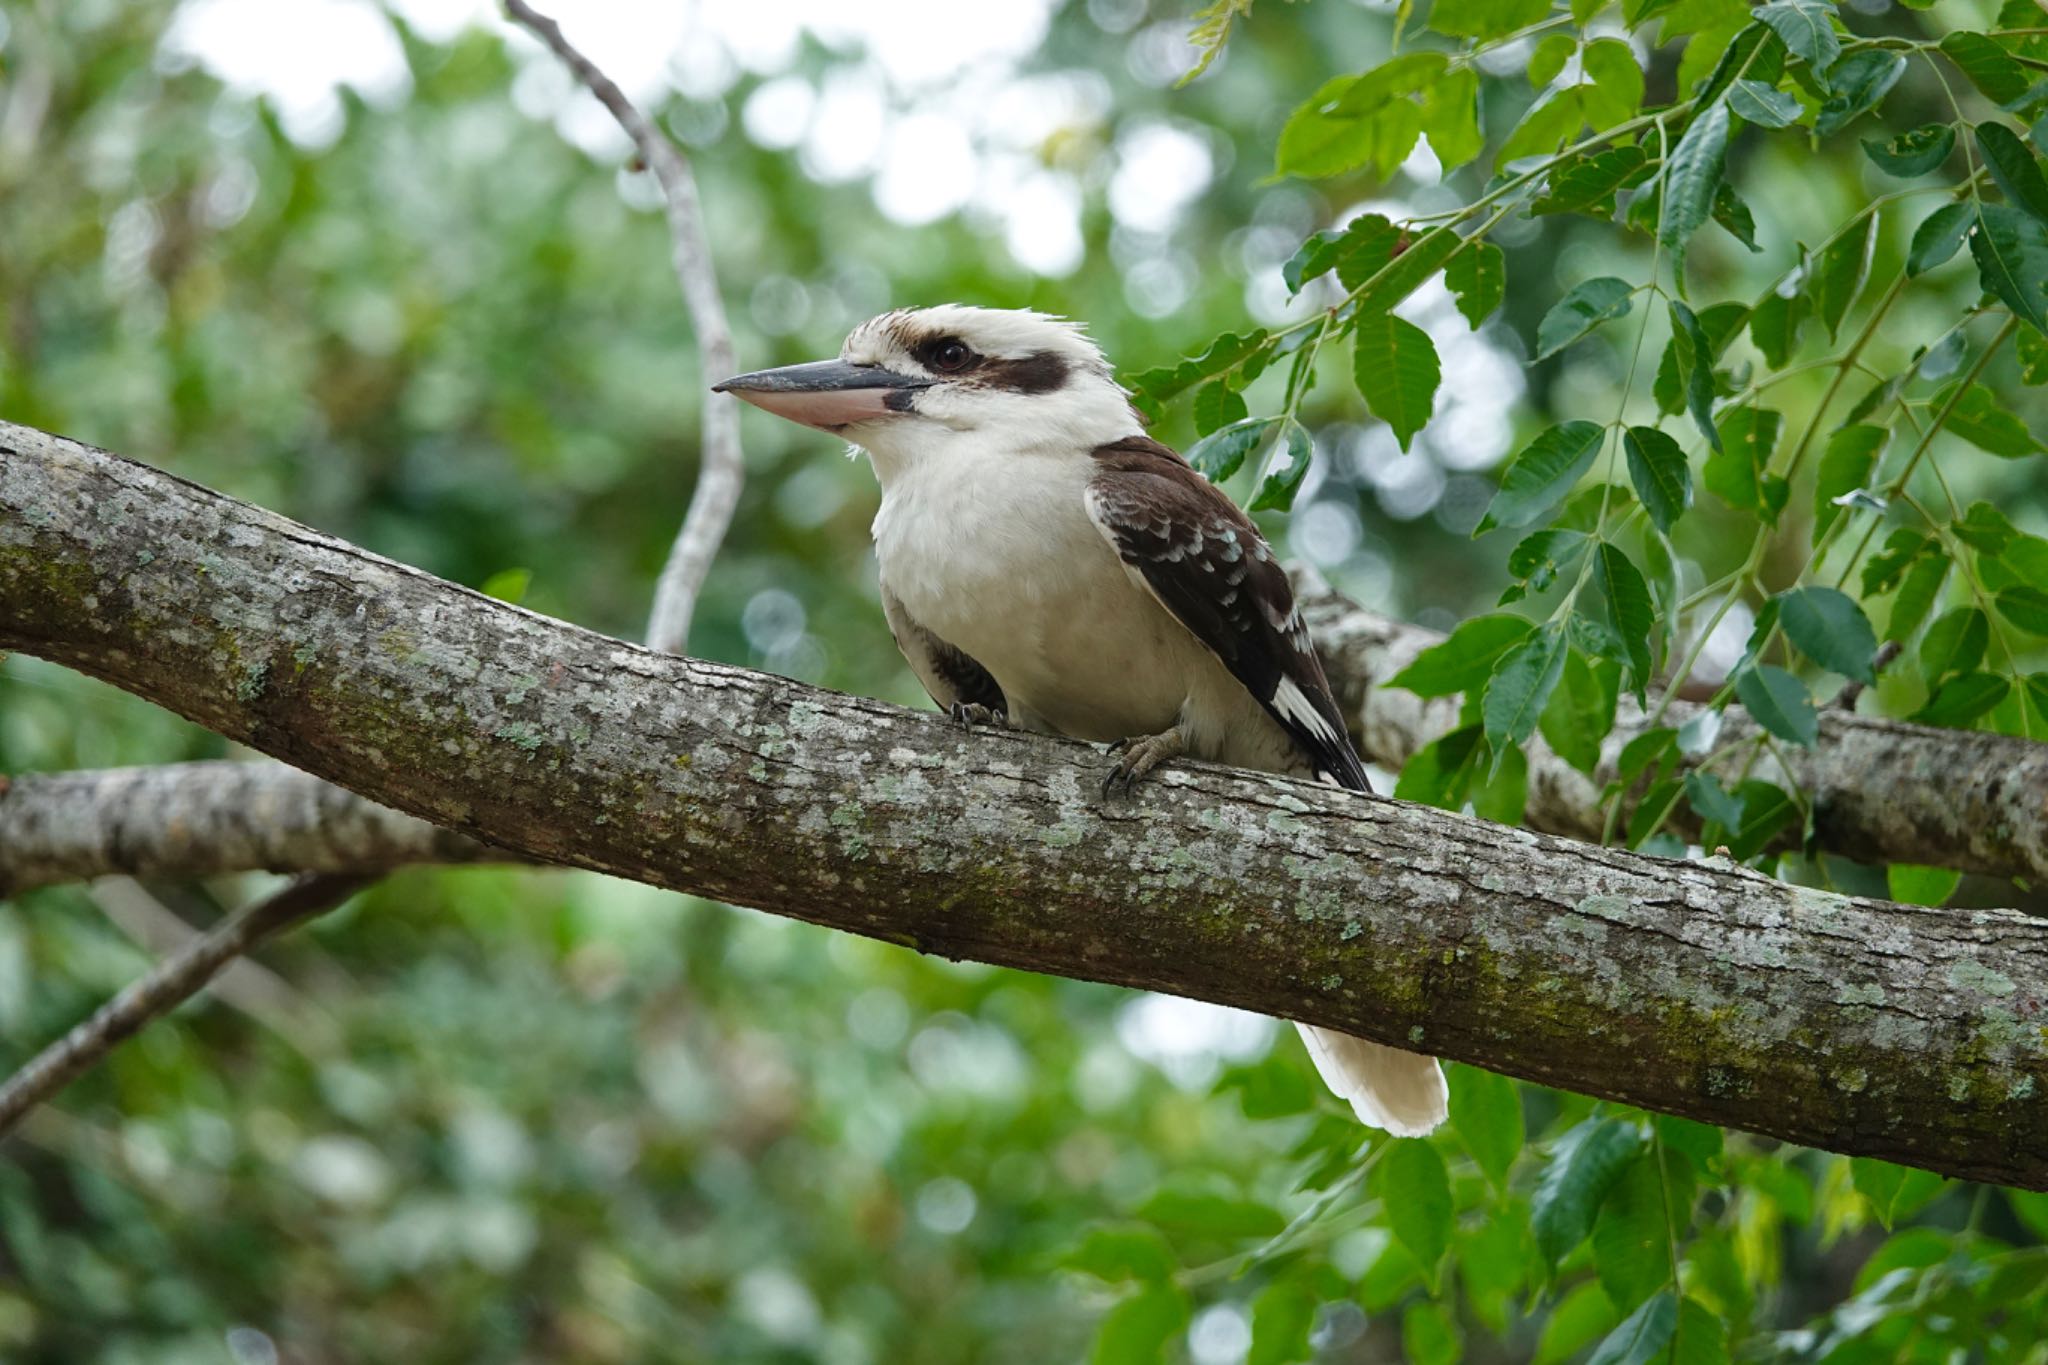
1295 1023 1448 1137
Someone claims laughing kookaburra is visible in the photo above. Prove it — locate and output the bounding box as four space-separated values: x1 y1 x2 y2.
714 305 1447 1137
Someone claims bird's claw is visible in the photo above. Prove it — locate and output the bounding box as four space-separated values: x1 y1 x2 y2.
948 701 1004 728
1099 729 1187 799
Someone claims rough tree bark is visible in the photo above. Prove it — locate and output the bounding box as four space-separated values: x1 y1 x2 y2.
5 422 2046 1187
7 557 2044 895
0 762 497 895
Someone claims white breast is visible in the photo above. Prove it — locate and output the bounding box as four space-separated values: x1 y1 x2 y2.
871 449 1207 743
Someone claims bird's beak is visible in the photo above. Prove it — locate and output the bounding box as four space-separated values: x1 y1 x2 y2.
712 360 931 432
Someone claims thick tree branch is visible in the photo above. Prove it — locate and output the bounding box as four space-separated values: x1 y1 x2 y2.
0 875 369 1135
4 423 2046 1186
8 575 2043 894
502 0 742 652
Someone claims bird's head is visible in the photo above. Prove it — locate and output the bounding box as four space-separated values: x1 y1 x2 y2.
714 305 1139 473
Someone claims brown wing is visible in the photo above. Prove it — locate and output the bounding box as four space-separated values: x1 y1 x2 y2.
1084 435 1370 791
880 582 1007 717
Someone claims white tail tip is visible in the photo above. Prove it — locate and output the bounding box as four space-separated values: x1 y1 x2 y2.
1296 1023 1448 1137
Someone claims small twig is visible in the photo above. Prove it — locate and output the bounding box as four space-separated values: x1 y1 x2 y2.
502 0 743 655
88 879 343 1057
1835 640 1904 712
0 874 369 1138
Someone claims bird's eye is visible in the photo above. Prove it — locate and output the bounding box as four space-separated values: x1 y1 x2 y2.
928 339 974 373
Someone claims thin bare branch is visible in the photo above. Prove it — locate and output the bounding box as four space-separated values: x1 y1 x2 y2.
502 0 743 654
0 874 369 1137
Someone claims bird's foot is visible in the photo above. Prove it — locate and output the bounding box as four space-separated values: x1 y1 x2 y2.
948 701 1007 728
1101 726 1187 798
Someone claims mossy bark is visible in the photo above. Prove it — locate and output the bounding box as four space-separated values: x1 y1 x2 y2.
5 420 2048 1187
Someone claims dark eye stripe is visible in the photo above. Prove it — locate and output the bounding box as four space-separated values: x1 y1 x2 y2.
976 350 1068 394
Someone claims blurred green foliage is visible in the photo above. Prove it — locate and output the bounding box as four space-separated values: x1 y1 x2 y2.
2 0 2047 1362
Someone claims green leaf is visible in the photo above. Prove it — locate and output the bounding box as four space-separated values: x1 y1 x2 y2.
1863 122 1956 177
1591 542 1656 696
1353 311 1441 452
1421 66 1484 169
1430 0 1553 40
1592 1156 1668 1314
1978 121 2048 226
1186 417 1278 483
1380 1139 1453 1276
1192 380 1248 436
1669 1299 1731 1365
1689 19 1776 107
2020 328 2048 383
1934 380 2046 457
1582 39 1646 128
1477 421 1607 534
1886 553 1948 644
1530 33 1577 87
1503 528 1592 603
1541 647 1619 772
1534 1281 1620 1365
1618 727 1677 783
479 567 532 604
1722 780 1799 859
1777 585 1878 683
1250 420 1316 512
1706 406 1785 519
1064 1224 1178 1282
1667 302 1721 449
1913 670 2009 725
1954 501 2019 555
1998 585 2048 634
1587 1290 1678 1365
1736 664 1819 746
1861 528 1933 596
1748 288 1808 368
1276 73 1426 179
1920 606 1989 684
1474 738 1529 823
1483 624 1569 749
1285 215 1402 295
1685 770 1746 829
1940 31 2033 107
1352 226 1465 311
1907 200 1973 276
1974 204 2048 335
1396 725 1484 809
1815 50 1905 136
1533 145 1650 219
1131 329 1272 404
1498 88 1590 166
1090 1283 1190 1365
1390 614 1537 697
1449 1065 1523 1191
1623 425 1693 534
1888 863 1962 906
1536 277 1636 359
1850 1157 1908 1229
1710 182 1760 252
1727 79 1802 128
1247 1279 1317 1365
1136 1187 1287 1238
1660 100 1731 268
1532 1117 1646 1265
1445 240 1506 328
1402 1301 1460 1365
1813 424 1887 543
1756 0 1840 77
1811 210 1875 337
